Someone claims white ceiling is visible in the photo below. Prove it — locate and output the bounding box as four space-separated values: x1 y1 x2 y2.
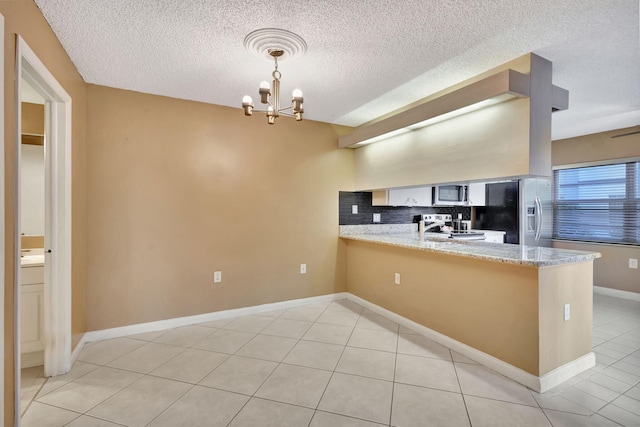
34 0 639 140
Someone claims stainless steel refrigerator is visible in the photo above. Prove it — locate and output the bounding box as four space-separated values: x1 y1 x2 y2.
519 178 552 247
474 178 552 246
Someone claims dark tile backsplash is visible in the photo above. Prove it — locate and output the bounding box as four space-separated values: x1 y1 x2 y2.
339 191 471 225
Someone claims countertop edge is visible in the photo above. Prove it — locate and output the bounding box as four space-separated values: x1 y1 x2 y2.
340 234 601 267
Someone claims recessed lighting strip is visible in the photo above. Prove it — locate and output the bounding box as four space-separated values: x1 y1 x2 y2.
339 69 531 148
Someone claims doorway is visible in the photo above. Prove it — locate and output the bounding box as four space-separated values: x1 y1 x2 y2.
14 35 72 418
18 77 47 415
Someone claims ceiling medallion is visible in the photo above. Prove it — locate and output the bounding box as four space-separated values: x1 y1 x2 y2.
241 29 307 124
243 28 307 62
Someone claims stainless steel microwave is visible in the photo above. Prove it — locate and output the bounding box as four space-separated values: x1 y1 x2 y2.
433 185 468 206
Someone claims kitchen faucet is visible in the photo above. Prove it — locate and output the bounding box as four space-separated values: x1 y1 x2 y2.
419 220 446 240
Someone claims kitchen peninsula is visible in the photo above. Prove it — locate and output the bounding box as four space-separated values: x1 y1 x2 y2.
340 227 601 392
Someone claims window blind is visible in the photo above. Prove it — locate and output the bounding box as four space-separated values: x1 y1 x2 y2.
553 161 640 245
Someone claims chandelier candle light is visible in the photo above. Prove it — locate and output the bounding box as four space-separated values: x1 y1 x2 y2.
241 28 307 124
242 49 304 123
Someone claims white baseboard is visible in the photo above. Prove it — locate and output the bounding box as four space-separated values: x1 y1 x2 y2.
76 290 593 393
539 352 596 392
71 333 88 366
83 292 349 344
345 293 594 393
21 351 44 369
594 286 640 302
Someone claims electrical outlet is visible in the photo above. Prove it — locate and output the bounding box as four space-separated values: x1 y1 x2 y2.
214 271 222 283
373 213 381 223
629 258 638 269
352 205 358 214
300 264 307 274
394 273 400 285
564 303 570 321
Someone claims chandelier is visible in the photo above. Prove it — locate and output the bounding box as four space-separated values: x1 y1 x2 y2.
242 49 304 124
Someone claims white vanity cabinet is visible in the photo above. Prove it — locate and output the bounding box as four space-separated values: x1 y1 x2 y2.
20 265 45 367
468 182 486 206
388 186 433 206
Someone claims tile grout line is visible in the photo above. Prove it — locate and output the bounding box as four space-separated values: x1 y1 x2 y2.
141 381 197 427
387 323 400 427
253 310 323 427
58 326 219 425
27 295 640 425
83 370 194 425
63 413 128 427
224 301 338 427
595 409 628 427
20 371 47 417
23 400 83 424
222 309 299 427
308 301 361 426
451 350 474 427
530 294 634 425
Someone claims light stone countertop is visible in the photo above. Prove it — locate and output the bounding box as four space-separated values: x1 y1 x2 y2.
340 232 601 267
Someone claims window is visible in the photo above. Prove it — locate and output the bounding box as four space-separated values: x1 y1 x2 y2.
553 161 640 244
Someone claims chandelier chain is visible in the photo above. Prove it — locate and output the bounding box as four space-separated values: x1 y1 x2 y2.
272 55 281 80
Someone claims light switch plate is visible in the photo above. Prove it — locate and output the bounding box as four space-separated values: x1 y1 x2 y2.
214 271 222 283
373 213 381 223
629 258 638 269
352 205 358 214
564 303 570 321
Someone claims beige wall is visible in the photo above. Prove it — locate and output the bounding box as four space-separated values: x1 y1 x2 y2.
553 241 640 294
553 126 640 166
1 0 87 424
538 262 593 374
552 127 640 294
85 85 354 330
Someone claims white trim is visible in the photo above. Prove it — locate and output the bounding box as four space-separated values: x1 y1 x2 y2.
594 286 640 302
70 334 88 366
553 156 640 170
21 351 45 369
538 353 596 392
552 239 640 249
14 32 24 422
82 293 349 343
345 293 594 393
16 36 73 383
0 12 5 424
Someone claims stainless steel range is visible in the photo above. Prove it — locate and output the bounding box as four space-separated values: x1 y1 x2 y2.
421 214 452 232
421 214 485 240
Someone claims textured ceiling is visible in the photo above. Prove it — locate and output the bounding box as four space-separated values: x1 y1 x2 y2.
35 0 639 140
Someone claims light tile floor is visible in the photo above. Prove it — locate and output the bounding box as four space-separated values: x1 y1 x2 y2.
21 293 640 426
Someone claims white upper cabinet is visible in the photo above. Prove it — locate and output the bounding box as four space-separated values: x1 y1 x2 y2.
388 186 432 207
468 182 486 206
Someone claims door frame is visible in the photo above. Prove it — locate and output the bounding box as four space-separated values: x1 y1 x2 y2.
14 35 72 414
0 12 5 424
